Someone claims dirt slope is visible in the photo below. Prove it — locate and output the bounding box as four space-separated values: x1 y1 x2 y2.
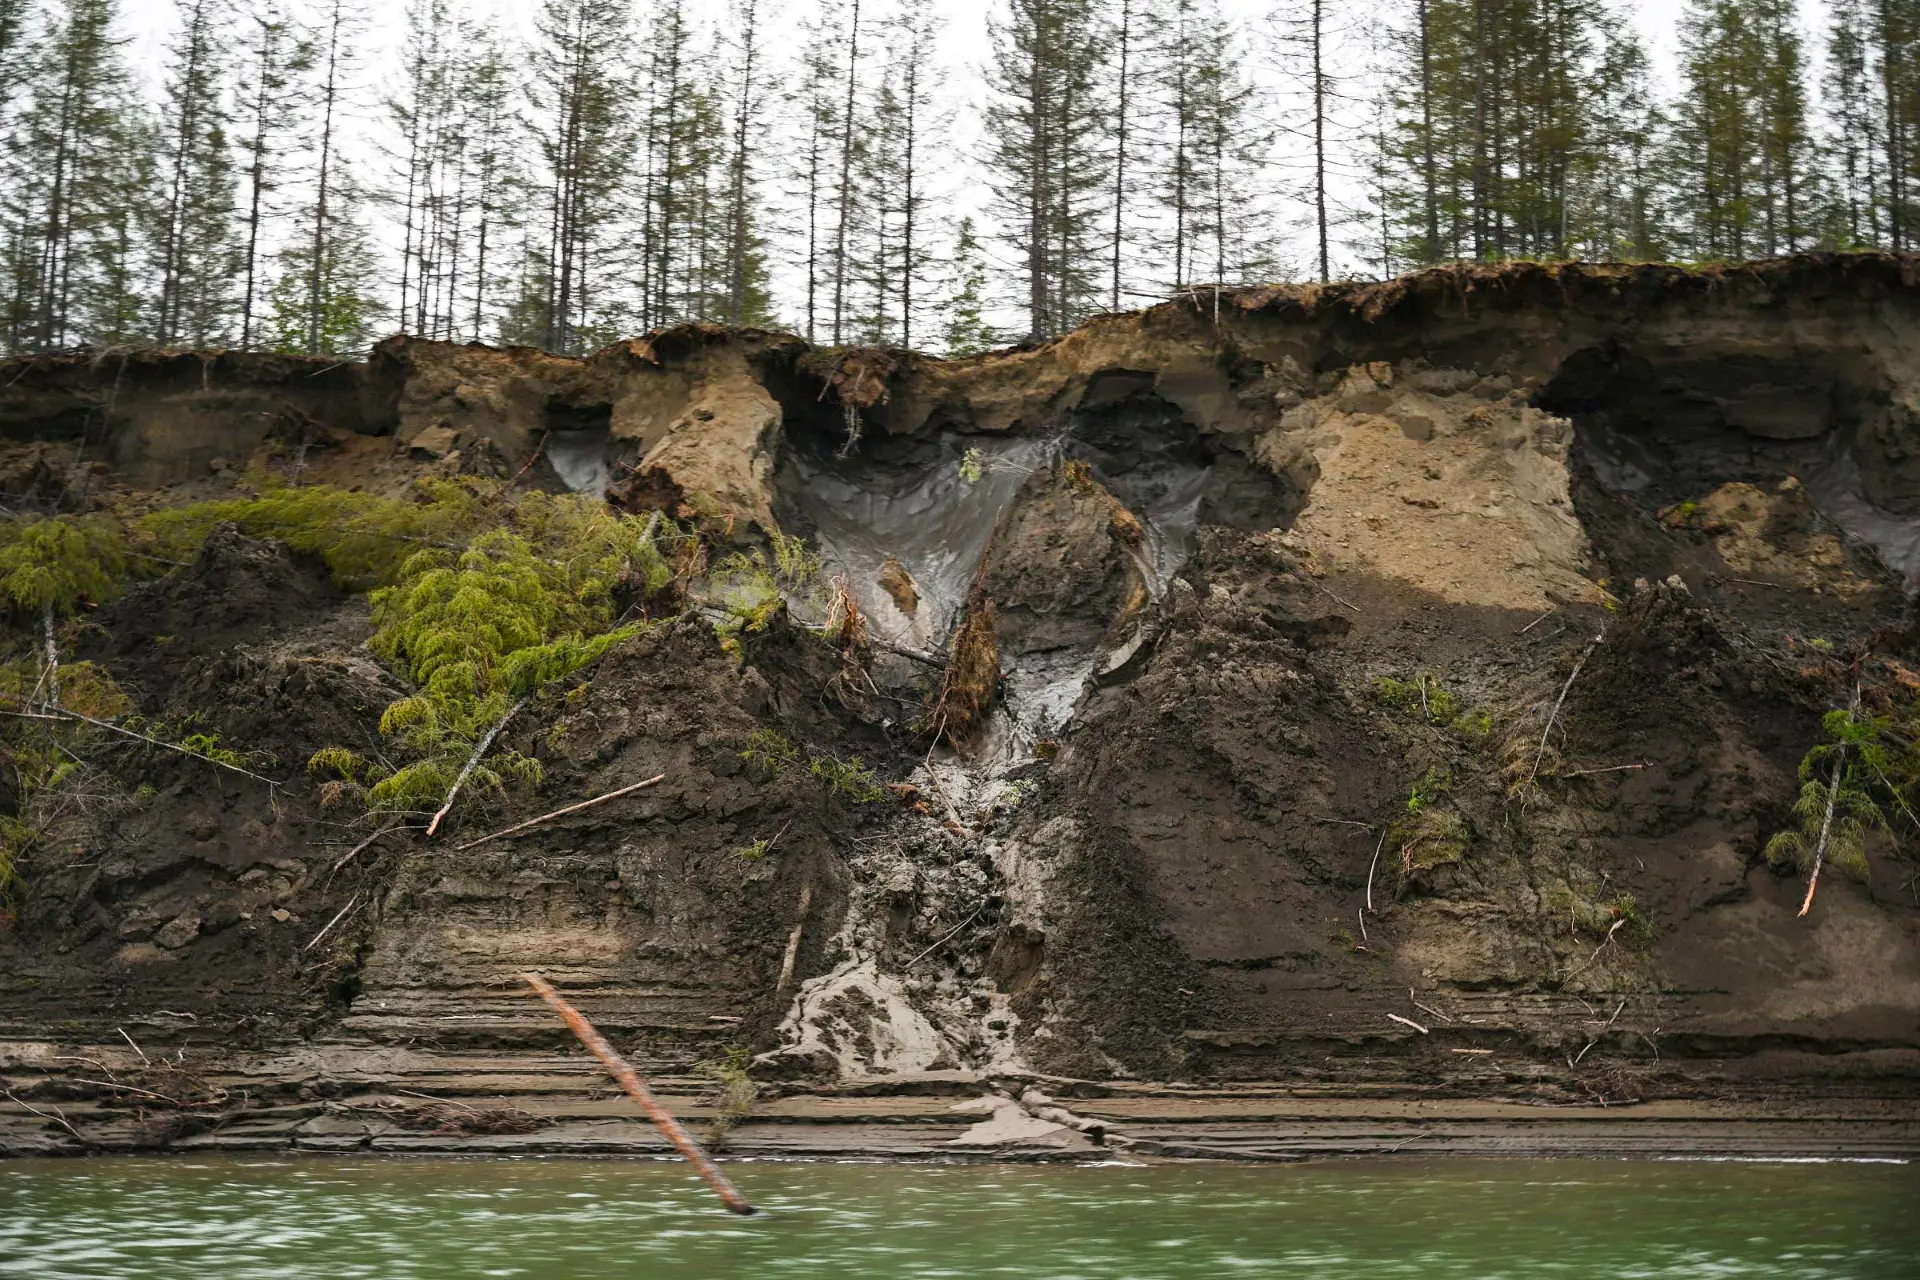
3 255 1918 1155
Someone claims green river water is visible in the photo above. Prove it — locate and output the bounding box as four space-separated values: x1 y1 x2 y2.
1 1156 1915 1278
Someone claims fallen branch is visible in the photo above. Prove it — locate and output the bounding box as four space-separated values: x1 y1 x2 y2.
1800 738 1849 919
1559 762 1649 778
1409 989 1455 1023
505 427 553 488
520 972 755 1215
0 705 279 787
775 884 813 994
118 1028 150 1068
1525 634 1603 792
1387 1012 1429 1035
454 774 666 851
426 696 529 837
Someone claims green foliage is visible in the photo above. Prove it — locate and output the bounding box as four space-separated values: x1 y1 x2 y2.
740 729 884 805
731 837 773 862
696 1046 758 1149
1608 894 1655 950
958 447 985 485
809 754 885 804
1392 769 1471 877
0 515 129 616
740 728 801 776
1373 674 1465 728
1764 706 1891 886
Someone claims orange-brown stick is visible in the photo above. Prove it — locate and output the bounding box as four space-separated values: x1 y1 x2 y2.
521 972 756 1215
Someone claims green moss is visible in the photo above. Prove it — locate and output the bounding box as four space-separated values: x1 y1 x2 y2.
1608 894 1655 950
810 753 885 804
1373 674 1463 726
741 728 801 775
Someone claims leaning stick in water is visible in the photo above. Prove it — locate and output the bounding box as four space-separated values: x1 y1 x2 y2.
520 972 756 1216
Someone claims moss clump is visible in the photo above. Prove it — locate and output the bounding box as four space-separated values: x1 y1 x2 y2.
312 516 648 817
810 753 885 804
1390 769 1471 878
1373 673 1464 727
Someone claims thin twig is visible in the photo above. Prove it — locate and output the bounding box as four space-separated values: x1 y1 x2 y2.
303 896 360 952
506 427 554 489
1574 1000 1627 1065
1365 827 1385 914
426 696 529 837
905 905 987 969
1526 635 1603 792
1387 1013 1429 1035
1558 762 1649 778
3 1089 85 1142
69 1079 182 1105
1356 907 1368 944
1516 608 1556 635
118 1028 150 1068
0 705 279 787
1562 918 1625 983
1313 578 1360 614
1409 989 1455 1023
453 774 667 851
329 823 421 874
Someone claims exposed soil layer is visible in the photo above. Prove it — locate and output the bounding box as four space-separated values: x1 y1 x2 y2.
5 255 1920 1158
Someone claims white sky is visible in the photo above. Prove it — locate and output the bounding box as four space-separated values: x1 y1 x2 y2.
105 0 1832 326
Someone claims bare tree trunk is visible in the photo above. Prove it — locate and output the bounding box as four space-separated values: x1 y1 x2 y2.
831 0 861 344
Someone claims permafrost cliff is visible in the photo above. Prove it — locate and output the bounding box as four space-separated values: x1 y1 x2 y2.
2 256 1917 1158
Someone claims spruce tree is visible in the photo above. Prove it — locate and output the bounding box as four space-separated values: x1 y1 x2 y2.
6 0 151 351
721 0 774 328
984 0 1109 340
234 0 310 350
527 0 630 352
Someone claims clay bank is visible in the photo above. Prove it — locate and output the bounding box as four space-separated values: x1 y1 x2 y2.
1 255 1918 1161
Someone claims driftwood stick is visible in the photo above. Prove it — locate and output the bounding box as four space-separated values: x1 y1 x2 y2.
1526 635 1603 791
117 1028 151 1068
775 884 813 993
454 775 666 851
520 972 755 1215
1387 1013 1429 1035
1409 990 1455 1023
426 696 529 837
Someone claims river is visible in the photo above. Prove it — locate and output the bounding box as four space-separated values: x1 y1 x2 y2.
2 1156 1915 1278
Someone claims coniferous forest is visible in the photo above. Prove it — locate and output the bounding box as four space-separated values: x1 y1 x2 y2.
1 0 1918 358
